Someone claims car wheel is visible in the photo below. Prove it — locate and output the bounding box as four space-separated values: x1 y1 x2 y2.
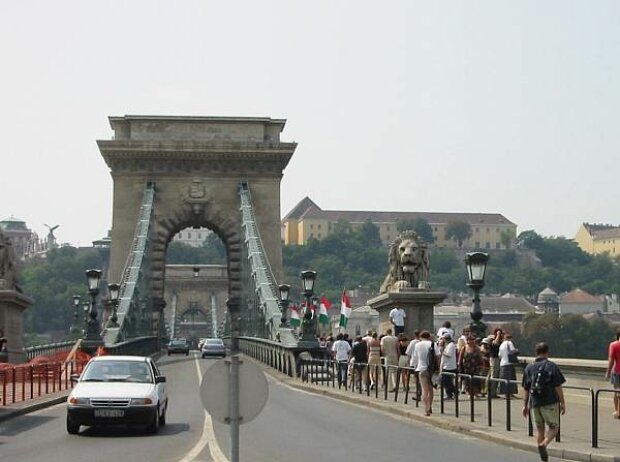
185 351 189 356
201 354 206 359
159 402 167 426
66 415 80 435
167 352 171 356
147 406 160 434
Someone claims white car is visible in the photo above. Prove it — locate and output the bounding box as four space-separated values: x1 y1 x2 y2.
66 355 168 434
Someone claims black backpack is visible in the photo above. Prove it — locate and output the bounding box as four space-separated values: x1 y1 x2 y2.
530 361 551 396
427 342 438 374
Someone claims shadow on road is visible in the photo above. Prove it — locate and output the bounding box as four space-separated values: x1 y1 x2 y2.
0 415 56 436
78 422 191 437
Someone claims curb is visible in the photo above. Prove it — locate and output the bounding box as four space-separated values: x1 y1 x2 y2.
0 392 69 423
255 359 620 462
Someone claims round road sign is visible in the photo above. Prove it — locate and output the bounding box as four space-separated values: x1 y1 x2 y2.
200 358 269 425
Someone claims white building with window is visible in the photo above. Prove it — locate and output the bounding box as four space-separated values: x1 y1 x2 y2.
172 228 211 247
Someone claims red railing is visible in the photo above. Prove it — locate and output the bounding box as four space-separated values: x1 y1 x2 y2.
0 360 88 406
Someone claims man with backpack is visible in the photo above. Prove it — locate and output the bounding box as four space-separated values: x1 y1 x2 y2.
522 342 566 462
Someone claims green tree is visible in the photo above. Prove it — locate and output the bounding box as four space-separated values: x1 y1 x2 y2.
413 218 435 244
500 229 515 249
202 233 227 264
358 219 382 247
445 221 472 248
166 234 226 265
396 218 416 233
519 312 614 359
21 246 108 337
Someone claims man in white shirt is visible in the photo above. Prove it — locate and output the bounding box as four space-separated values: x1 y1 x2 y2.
412 331 440 416
439 333 458 399
389 306 407 336
332 333 351 387
436 321 455 340
406 329 421 368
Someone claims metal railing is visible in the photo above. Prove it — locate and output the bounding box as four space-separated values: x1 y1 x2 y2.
1 359 88 406
238 182 296 346
23 341 75 361
238 337 297 377
103 181 156 345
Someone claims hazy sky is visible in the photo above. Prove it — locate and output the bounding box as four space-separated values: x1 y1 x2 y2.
1 1 618 246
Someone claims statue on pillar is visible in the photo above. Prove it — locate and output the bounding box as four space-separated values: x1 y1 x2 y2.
44 224 60 249
380 231 430 293
0 229 22 293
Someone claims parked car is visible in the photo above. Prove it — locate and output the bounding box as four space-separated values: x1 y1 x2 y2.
66 355 168 434
201 338 226 358
167 338 190 356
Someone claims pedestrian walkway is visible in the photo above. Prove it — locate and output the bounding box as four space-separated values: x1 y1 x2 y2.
260 359 620 462
0 390 69 423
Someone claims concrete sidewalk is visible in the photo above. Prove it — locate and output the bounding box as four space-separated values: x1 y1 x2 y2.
259 362 620 462
0 390 69 423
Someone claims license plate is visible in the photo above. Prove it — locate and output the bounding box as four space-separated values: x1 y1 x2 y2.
94 409 124 418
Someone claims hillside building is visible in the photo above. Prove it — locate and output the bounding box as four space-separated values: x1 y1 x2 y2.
282 197 517 248
559 288 606 315
574 223 620 257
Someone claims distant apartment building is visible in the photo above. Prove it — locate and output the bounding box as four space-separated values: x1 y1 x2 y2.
172 227 211 248
282 197 517 248
574 223 620 258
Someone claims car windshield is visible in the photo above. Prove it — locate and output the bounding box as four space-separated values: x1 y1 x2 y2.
206 339 223 345
170 340 186 346
81 360 153 383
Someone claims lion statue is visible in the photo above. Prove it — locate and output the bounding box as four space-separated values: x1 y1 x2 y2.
379 230 430 294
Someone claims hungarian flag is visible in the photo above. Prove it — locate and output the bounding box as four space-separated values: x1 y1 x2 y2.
319 296 331 325
339 290 352 328
289 304 301 328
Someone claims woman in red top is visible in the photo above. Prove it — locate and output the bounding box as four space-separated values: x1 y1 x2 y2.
605 328 620 419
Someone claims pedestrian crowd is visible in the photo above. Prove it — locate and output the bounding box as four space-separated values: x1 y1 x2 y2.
320 316 620 461
323 320 528 416
315 321 620 461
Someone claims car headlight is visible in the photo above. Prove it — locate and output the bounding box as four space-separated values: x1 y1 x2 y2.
68 397 90 405
129 397 153 405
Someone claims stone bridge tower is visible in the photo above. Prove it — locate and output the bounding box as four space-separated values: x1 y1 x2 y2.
98 115 296 303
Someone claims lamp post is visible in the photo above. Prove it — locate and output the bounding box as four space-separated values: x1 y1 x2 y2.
108 283 120 328
82 302 90 337
298 270 319 349
83 269 104 350
278 284 291 327
70 295 81 339
465 252 489 339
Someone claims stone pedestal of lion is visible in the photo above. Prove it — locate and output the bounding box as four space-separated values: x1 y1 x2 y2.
368 231 446 337
367 288 446 337
0 283 32 364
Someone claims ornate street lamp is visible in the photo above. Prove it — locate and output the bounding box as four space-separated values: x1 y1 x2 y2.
300 270 317 295
70 295 81 338
278 284 291 327
465 252 489 339
83 269 104 348
298 270 319 349
108 283 120 328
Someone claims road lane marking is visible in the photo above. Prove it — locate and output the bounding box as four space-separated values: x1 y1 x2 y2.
176 358 228 462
